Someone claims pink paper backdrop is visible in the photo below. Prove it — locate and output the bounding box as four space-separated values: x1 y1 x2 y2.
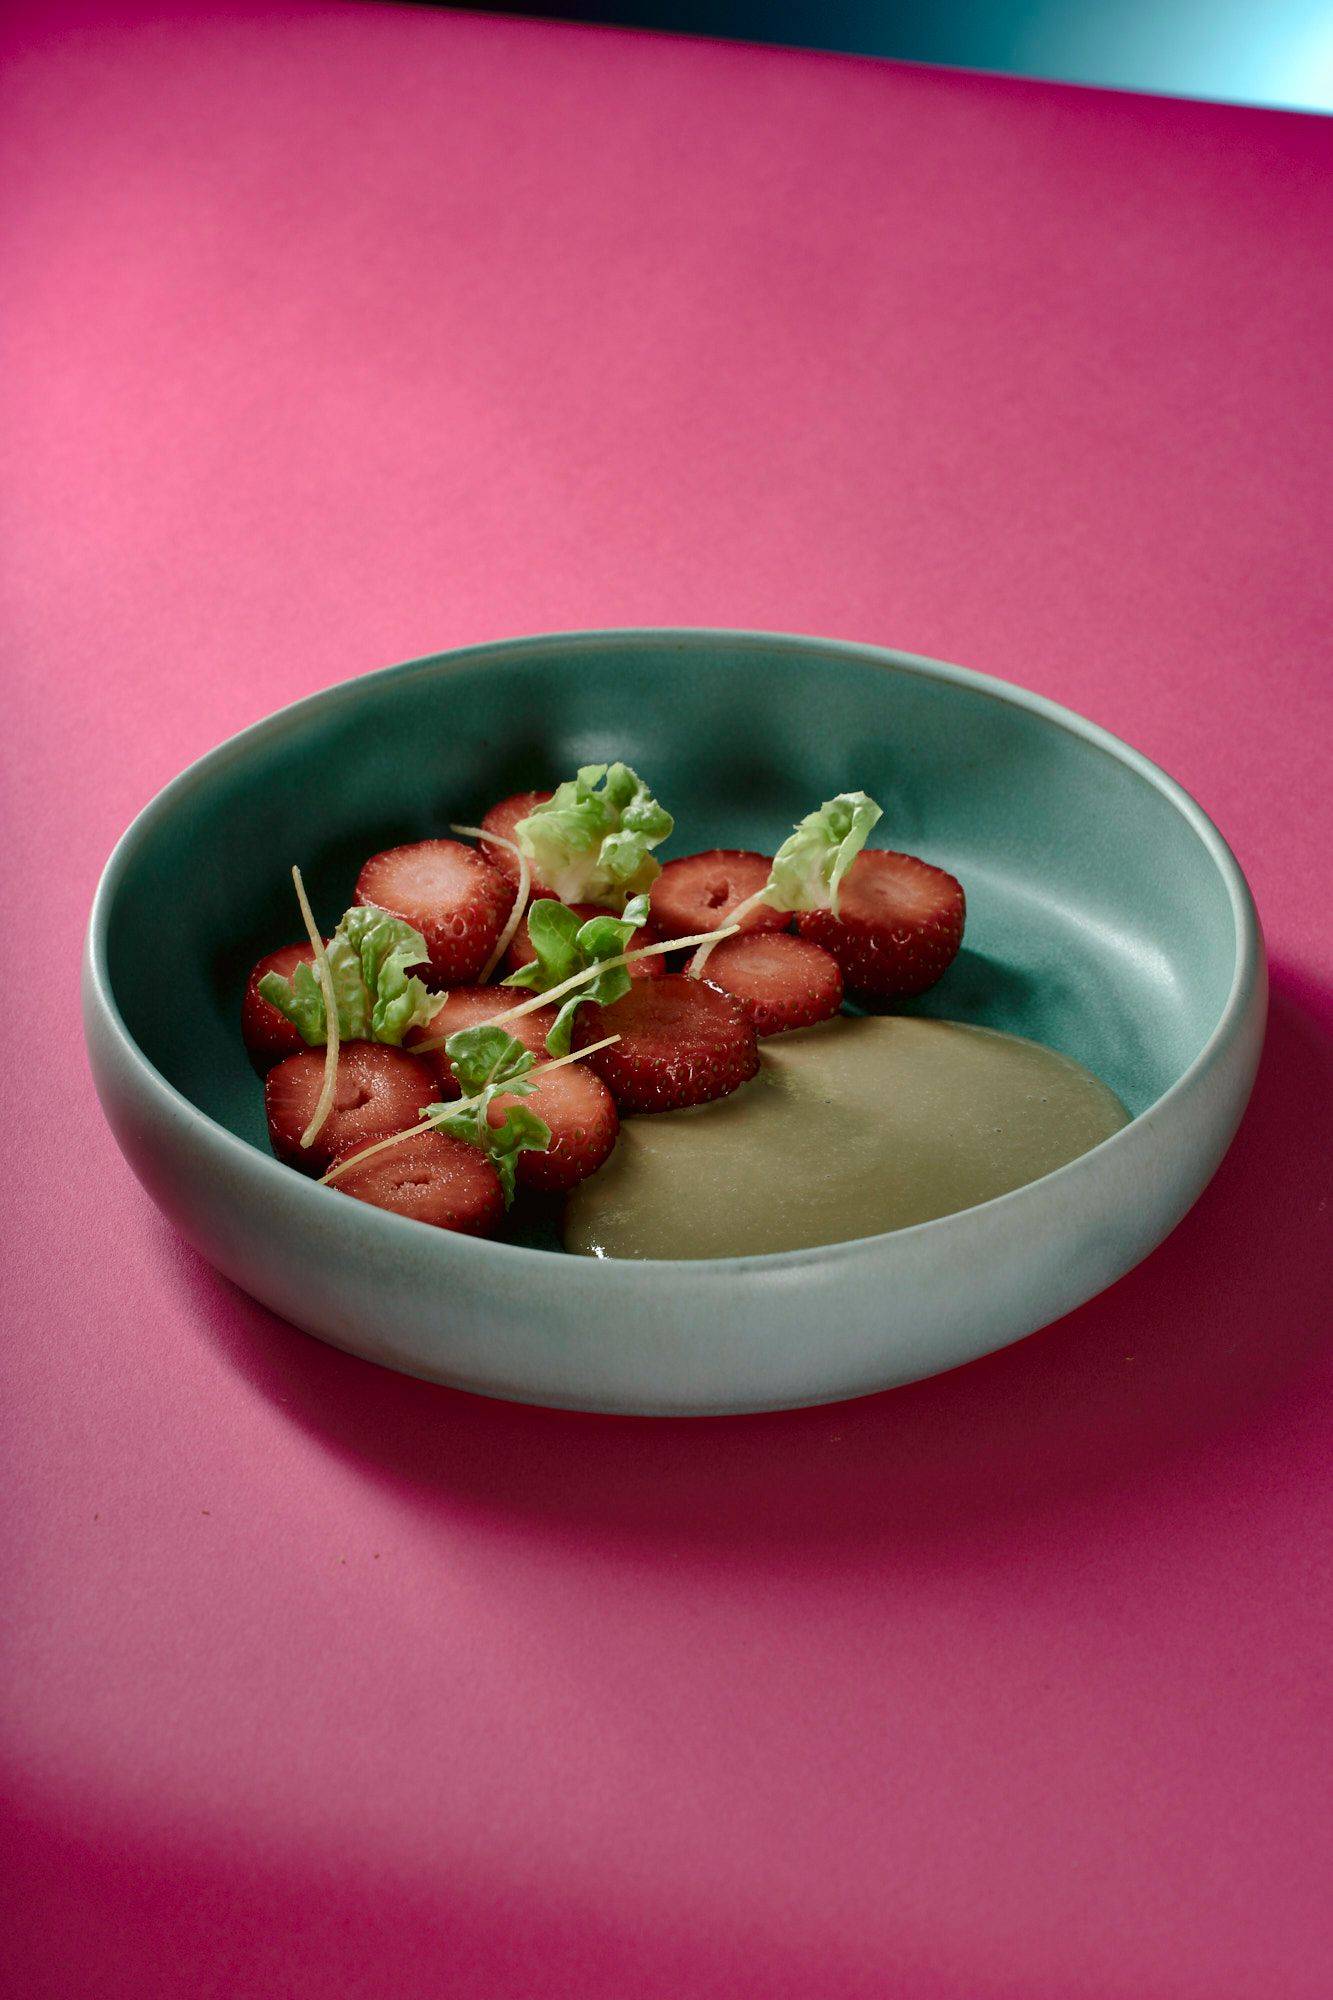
2 4 1330 1995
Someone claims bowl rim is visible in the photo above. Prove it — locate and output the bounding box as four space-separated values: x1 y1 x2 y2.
84 627 1265 1273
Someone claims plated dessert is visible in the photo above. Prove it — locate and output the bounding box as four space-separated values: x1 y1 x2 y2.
242 764 1126 1256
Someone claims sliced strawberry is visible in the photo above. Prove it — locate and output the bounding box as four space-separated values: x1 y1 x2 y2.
573 974 759 1114
407 987 617 1189
488 1062 619 1193
330 1129 505 1236
479 789 554 891
242 941 318 1073
648 850 788 941
264 1043 439 1176
407 987 555 1095
354 840 514 985
500 901 666 982
795 849 965 998
700 932 844 1037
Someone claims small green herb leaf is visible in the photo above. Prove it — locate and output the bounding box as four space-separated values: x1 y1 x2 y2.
501 894 649 1055
434 1056 551 1206
442 1026 537 1098
258 904 438 1046
764 792 883 918
514 764 673 907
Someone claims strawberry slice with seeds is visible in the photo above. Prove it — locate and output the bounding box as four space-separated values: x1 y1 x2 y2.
796 849 965 998
407 988 619 1191
700 932 844 1037
407 988 554 1095
488 1064 619 1193
574 974 759 1114
479 789 554 891
264 1044 439 1175
330 1129 505 1236
648 850 788 941
354 839 514 985
242 941 318 1073
501 901 666 982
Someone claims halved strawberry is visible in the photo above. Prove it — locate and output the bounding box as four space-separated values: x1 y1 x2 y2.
489 1063 619 1192
573 974 759 1114
354 840 514 985
329 1128 505 1236
501 901 666 982
407 987 555 1095
264 1044 439 1175
242 941 317 1073
648 850 788 941
796 849 965 998
700 932 844 1037
479 789 554 891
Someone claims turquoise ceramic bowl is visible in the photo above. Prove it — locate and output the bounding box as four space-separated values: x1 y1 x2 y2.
83 632 1265 1414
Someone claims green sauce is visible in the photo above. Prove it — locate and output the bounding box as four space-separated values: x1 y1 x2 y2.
564 1014 1128 1260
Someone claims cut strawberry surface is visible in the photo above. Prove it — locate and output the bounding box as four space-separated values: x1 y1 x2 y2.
264 1044 439 1175
700 931 844 1037
354 840 514 985
796 849 965 998
242 941 318 1072
479 789 554 890
648 850 787 940
574 973 759 1113
330 1129 504 1236
501 901 666 982
487 1062 619 1192
407 988 556 1094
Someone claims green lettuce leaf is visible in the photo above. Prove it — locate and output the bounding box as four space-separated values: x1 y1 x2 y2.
501 894 649 1055
764 792 883 918
432 1027 549 1204
514 763 673 908
257 904 438 1046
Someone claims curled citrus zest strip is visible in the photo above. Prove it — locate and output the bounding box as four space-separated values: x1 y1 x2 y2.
320 1034 622 1187
687 889 771 977
405 922 742 1056
451 822 529 983
292 864 340 1149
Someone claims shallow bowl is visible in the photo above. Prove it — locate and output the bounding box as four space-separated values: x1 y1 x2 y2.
83 631 1265 1414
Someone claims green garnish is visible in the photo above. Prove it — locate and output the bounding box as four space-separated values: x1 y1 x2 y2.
688 791 882 977
514 763 673 908
432 1025 551 1205
258 904 438 1047
764 791 883 918
501 894 650 1055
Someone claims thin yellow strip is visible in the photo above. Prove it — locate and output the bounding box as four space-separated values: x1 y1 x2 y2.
292 865 340 1149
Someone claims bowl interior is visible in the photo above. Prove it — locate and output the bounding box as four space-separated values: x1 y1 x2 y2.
103 633 1239 1238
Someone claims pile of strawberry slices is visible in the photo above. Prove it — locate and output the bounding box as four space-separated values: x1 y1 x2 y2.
242 776 965 1242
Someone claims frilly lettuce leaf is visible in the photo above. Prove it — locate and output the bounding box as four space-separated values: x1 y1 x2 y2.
501 894 649 1055
514 763 673 908
258 904 438 1046
763 792 883 918
432 1026 549 1204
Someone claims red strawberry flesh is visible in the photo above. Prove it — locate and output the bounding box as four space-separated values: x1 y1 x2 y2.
242 941 318 1073
264 1043 439 1175
648 849 788 941
330 1129 504 1236
407 987 555 1095
479 789 554 891
795 849 965 998
354 839 515 985
488 1063 619 1192
574 973 759 1114
700 931 844 1037
501 901 665 982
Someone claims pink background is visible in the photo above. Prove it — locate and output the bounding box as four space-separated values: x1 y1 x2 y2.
3 4 1331 1994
